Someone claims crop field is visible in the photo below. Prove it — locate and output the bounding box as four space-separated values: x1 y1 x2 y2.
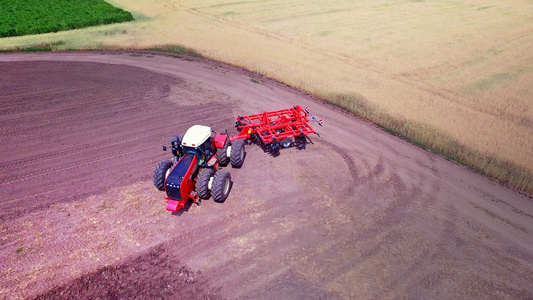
0 0 531 192
0 0 133 38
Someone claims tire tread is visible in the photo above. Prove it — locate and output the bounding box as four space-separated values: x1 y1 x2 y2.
230 140 245 168
153 160 173 191
211 169 231 203
217 140 230 166
196 168 215 199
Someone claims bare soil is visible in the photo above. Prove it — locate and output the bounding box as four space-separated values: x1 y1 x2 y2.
0 52 532 300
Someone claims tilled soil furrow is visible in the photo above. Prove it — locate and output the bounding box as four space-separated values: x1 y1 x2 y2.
0 145 151 186
0 98 171 137
0 102 224 142
0 123 187 170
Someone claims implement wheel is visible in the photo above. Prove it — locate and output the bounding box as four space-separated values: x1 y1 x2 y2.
230 140 245 168
251 133 261 144
281 138 292 148
153 160 173 191
295 136 307 149
211 170 231 203
196 168 215 199
269 142 280 154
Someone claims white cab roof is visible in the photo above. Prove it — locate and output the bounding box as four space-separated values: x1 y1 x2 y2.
181 125 211 147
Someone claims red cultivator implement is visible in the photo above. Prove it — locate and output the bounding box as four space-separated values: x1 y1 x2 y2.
153 105 321 213
232 105 322 153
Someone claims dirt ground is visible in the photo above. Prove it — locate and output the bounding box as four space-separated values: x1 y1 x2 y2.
0 52 532 299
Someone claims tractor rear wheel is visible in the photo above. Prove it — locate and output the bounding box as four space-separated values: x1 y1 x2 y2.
196 168 215 199
217 139 230 166
212 170 231 203
153 160 173 191
230 139 245 168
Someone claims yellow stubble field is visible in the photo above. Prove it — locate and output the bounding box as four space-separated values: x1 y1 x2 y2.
2 0 532 192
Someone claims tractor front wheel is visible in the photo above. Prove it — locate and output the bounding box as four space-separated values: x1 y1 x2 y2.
230 139 245 168
153 160 173 191
212 170 231 203
196 168 215 199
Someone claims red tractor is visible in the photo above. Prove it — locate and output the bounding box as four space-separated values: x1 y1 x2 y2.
153 125 245 212
153 105 321 213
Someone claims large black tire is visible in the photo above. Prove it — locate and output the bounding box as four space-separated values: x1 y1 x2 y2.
217 139 230 166
153 160 173 191
211 169 231 203
196 168 215 199
230 139 245 168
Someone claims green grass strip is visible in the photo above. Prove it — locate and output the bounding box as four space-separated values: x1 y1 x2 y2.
148 45 202 57
0 0 133 38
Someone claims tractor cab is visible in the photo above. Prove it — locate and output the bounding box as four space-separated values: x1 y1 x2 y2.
181 125 214 165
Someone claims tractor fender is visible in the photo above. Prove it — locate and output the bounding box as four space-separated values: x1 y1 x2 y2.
214 133 228 148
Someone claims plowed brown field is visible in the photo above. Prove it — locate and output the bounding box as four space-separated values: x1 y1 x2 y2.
0 52 532 299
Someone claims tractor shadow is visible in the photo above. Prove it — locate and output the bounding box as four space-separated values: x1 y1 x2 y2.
171 200 194 216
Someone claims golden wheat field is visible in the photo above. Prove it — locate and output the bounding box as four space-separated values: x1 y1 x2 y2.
1 0 532 192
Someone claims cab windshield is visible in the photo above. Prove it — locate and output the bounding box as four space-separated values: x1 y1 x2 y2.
182 146 198 156
182 138 212 165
